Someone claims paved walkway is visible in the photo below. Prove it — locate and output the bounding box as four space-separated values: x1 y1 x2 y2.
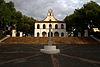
0 36 10 43
61 54 100 64
0 54 41 65
90 35 100 42
51 55 60 67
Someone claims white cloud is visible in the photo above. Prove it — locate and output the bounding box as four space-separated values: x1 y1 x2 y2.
4 0 100 20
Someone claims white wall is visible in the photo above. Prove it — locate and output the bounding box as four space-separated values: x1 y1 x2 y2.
34 22 66 37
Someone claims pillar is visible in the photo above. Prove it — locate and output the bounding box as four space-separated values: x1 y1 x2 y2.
12 30 16 37
78 32 81 37
19 32 23 37
84 30 88 37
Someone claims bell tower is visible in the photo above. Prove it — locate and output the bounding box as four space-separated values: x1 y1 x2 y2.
44 9 57 21
48 9 53 16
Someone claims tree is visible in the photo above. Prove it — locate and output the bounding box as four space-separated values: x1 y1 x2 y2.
64 1 100 32
0 0 36 36
0 0 4 4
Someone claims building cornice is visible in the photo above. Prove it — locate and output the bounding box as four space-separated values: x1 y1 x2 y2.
35 21 65 23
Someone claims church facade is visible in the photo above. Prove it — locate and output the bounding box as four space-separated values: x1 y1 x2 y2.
34 9 66 37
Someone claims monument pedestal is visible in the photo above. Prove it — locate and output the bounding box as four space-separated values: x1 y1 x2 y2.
40 45 60 54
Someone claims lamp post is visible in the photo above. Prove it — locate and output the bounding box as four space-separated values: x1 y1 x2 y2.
48 24 52 45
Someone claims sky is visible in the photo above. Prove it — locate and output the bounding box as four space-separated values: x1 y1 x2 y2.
5 0 100 20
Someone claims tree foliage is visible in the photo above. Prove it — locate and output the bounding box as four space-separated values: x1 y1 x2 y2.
64 1 100 32
0 0 35 36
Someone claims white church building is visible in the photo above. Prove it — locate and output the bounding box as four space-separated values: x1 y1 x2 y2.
34 9 66 37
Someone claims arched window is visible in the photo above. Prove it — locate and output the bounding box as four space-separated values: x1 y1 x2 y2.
42 32 47 37
55 24 58 29
61 24 64 29
43 24 46 29
37 24 40 29
61 32 64 37
54 32 59 37
37 32 39 37
49 24 52 28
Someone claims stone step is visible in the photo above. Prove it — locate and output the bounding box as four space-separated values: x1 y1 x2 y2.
2 37 99 44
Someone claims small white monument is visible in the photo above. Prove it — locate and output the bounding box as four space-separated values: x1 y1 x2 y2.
12 30 16 37
6 35 10 37
40 45 60 54
84 30 88 37
71 32 74 37
19 32 23 37
40 26 60 54
66 32 68 37
78 32 81 37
